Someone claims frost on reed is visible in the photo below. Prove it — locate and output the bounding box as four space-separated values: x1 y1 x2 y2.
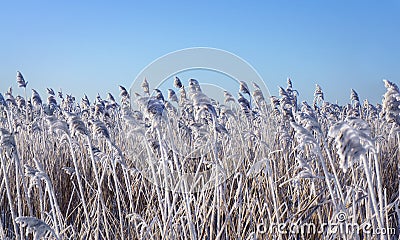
15 216 58 240
0 71 399 239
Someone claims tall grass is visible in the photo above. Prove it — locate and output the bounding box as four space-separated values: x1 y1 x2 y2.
0 72 399 239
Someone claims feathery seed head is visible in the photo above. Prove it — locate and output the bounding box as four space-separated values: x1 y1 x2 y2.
47 88 55 96
189 79 201 92
146 98 165 116
16 95 25 109
66 113 88 136
47 95 57 106
90 119 110 139
119 85 130 98
381 79 400 124
224 91 235 103
81 95 90 109
189 78 199 86
16 71 28 88
350 89 359 102
46 116 69 135
328 119 374 173
239 81 250 95
179 86 187 100
238 93 250 110
383 79 399 92
142 78 150 95
168 89 178 102
174 76 183 88
252 82 261 89
252 88 265 103
314 84 324 99
31 89 42 106
0 93 6 107
58 90 63 99
192 91 211 107
153 89 165 102
290 121 317 148
287 78 292 89
107 93 116 103
5 89 16 106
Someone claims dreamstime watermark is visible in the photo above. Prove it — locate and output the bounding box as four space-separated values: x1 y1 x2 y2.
128 47 270 193
257 211 396 236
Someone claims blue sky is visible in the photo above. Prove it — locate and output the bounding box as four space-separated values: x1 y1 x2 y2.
0 0 399 104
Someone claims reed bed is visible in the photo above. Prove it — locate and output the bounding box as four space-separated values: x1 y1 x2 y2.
0 72 399 239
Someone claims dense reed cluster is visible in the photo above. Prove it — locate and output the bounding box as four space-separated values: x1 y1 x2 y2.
0 71 399 239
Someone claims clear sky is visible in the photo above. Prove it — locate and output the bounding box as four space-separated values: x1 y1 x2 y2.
0 0 399 104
